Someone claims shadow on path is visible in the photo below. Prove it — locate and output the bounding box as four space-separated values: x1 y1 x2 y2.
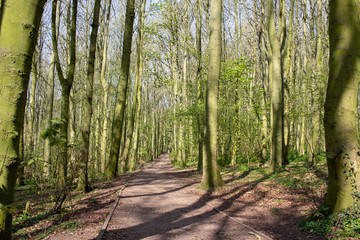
102 154 270 240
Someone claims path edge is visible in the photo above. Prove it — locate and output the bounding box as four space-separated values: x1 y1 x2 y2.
96 187 125 240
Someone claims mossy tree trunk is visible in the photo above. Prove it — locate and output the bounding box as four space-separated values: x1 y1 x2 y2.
51 0 77 209
169 1 179 162
179 1 189 167
0 0 45 238
44 0 60 177
196 0 204 171
267 0 284 172
323 0 360 214
201 0 224 189
308 0 323 167
121 0 145 172
106 0 135 180
128 0 146 171
100 0 112 173
77 0 101 192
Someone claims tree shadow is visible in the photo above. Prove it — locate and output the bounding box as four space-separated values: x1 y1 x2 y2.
12 172 133 238
224 169 255 184
99 174 272 240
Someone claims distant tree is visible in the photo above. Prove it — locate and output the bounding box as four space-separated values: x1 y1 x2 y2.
128 0 147 171
43 0 61 177
51 0 78 210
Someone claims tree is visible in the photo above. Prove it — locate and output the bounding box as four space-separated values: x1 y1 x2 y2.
44 0 61 177
77 0 101 192
267 0 284 172
106 0 136 180
128 0 147 171
195 0 203 170
51 0 78 210
201 0 224 189
100 0 113 173
323 0 360 214
0 0 46 238
120 0 146 173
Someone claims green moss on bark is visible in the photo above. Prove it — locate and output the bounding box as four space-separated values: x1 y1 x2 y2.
0 0 45 238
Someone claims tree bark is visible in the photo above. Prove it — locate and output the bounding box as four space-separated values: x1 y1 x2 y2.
51 0 78 208
0 0 45 238
129 0 146 171
100 0 112 173
323 0 360 214
106 0 135 180
196 0 203 171
201 0 224 189
267 0 284 172
78 0 101 192
44 0 60 177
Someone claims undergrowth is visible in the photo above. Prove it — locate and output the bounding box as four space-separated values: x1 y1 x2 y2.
301 153 360 239
301 204 360 239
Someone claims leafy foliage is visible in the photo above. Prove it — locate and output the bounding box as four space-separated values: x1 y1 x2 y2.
40 118 67 147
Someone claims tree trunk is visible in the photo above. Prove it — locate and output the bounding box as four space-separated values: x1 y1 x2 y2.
196 0 203 171
308 0 323 167
129 0 146 171
44 0 60 177
106 0 135 180
267 0 284 172
0 0 45 238
27 51 38 153
323 0 360 214
52 0 78 208
100 0 112 173
77 0 101 192
201 0 224 189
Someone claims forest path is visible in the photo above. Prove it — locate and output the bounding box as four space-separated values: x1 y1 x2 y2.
103 154 269 240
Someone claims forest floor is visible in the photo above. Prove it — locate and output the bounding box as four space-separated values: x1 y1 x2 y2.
13 154 329 239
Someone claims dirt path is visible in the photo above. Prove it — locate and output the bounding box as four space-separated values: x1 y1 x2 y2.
103 154 270 240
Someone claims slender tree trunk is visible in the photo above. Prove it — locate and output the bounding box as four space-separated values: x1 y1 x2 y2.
52 0 78 209
201 0 224 189
299 0 308 156
100 0 112 173
280 0 292 165
129 0 146 171
267 0 284 172
28 51 38 153
233 0 239 58
121 0 146 172
0 0 45 238
259 0 268 161
121 0 145 172
308 0 323 167
196 0 203 171
77 0 101 192
179 3 189 167
44 0 60 177
171 40 179 161
106 0 135 180
151 109 156 160
323 0 360 214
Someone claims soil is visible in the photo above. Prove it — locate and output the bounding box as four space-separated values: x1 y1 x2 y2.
43 154 325 240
